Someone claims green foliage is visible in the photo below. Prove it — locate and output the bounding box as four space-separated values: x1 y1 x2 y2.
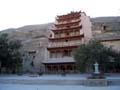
0 33 22 73
73 40 120 73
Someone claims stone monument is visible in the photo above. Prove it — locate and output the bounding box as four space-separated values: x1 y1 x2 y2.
92 62 104 78
85 62 107 86
94 62 100 74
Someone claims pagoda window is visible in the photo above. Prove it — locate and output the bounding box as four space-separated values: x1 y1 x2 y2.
103 25 107 30
75 31 80 36
50 34 52 38
67 25 70 28
53 66 58 71
59 34 62 38
60 65 65 71
47 66 52 71
50 51 56 58
61 33 64 37
70 32 72 36
67 65 73 70
69 50 72 56
66 32 70 36
71 31 75 36
65 40 68 42
54 33 58 38
63 50 71 57
57 51 62 58
77 31 80 35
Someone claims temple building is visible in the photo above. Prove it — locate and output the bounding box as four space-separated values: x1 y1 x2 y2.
42 11 92 73
1 11 120 74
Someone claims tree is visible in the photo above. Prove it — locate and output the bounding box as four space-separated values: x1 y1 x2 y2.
73 40 120 73
0 33 22 73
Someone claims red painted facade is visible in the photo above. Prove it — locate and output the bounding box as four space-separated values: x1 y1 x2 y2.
44 11 84 73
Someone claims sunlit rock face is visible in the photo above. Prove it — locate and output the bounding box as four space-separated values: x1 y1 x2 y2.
1 23 53 73
1 16 120 73
91 17 120 51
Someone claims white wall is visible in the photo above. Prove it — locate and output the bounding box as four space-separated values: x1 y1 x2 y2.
81 12 92 42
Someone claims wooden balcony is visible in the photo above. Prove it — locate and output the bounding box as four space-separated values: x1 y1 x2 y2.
49 34 84 41
55 19 81 25
48 40 82 48
52 25 82 32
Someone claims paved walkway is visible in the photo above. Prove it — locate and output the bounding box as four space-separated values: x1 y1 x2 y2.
0 74 120 85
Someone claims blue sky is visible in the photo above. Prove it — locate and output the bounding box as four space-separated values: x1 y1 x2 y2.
0 0 120 30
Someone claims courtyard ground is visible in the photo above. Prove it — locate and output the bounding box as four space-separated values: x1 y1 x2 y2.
0 84 120 90
0 74 120 90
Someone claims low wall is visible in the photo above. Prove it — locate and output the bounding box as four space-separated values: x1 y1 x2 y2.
84 79 108 86
0 78 120 86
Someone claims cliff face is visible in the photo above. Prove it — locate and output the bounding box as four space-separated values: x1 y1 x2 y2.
0 23 53 73
91 16 120 32
91 16 120 23
1 16 120 73
91 17 120 52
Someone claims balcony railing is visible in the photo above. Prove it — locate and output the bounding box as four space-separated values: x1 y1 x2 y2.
48 41 82 48
49 34 84 41
42 57 75 63
55 19 81 25
52 24 82 31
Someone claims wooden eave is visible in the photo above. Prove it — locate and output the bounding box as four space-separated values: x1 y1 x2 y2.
47 46 78 51
49 34 84 41
52 25 82 32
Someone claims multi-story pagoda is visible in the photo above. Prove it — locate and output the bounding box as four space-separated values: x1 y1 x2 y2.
43 11 92 73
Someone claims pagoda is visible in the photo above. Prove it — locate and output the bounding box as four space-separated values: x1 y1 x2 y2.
43 11 92 73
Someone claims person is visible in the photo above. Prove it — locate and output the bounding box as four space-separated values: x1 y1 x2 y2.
61 70 66 76
38 69 43 76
